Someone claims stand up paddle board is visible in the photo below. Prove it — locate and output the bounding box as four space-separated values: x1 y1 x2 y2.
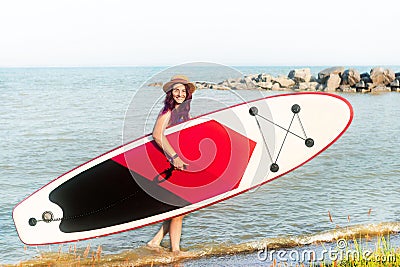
13 92 353 245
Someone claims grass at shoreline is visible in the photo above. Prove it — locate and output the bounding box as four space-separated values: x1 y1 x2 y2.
334 236 400 267
6 235 400 267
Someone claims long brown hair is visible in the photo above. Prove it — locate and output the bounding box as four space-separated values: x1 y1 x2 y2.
161 84 192 126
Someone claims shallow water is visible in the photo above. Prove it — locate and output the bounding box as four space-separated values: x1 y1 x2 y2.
1 66 400 265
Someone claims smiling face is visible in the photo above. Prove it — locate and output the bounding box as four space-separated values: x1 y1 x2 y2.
171 83 187 106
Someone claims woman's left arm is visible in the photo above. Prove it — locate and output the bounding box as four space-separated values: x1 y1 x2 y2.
152 111 188 170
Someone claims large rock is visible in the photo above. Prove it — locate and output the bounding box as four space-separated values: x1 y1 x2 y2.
257 73 272 83
222 78 242 89
340 85 357 93
244 77 259 89
258 81 274 90
371 85 391 93
271 83 281 91
222 77 253 90
360 72 372 83
370 67 395 86
355 80 366 90
223 77 259 90
210 82 230 90
234 82 249 90
253 74 273 88
233 78 248 90
195 82 208 89
196 81 229 90
297 83 309 91
316 83 325 91
342 69 361 86
310 76 318 82
295 82 319 91
390 79 400 91
288 68 311 83
271 76 295 88
308 82 319 91
318 66 345 82
325 74 341 92
221 78 240 88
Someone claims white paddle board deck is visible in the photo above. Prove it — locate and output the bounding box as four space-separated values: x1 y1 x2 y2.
13 92 353 245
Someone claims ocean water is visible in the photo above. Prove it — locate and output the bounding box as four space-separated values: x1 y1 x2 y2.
1 65 400 266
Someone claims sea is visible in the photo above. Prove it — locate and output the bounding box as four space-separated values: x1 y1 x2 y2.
1 64 400 266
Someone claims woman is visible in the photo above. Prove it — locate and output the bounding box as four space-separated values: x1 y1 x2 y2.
147 75 196 254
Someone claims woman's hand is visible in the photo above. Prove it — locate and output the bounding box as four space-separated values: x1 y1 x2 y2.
172 156 188 171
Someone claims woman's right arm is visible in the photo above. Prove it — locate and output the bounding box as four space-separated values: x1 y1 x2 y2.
152 111 187 170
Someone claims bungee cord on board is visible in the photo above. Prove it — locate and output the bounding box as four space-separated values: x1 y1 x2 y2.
249 103 314 173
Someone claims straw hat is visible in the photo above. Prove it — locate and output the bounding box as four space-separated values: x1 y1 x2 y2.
163 75 196 93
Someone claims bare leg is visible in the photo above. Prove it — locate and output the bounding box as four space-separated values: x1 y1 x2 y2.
169 215 185 252
147 220 171 248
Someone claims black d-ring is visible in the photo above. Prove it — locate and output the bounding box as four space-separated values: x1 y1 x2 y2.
270 163 279 173
291 104 301 114
28 217 37 226
305 138 314 147
249 106 258 116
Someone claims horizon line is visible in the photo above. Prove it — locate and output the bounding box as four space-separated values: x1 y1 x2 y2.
1 64 400 69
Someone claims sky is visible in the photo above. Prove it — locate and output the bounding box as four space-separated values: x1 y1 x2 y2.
0 0 399 67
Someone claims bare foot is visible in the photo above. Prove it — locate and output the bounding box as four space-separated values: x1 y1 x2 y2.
172 250 192 257
146 242 162 251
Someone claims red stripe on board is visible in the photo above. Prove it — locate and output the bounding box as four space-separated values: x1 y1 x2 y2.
112 120 256 204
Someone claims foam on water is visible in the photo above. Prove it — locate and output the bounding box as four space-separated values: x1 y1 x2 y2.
11 222 400 266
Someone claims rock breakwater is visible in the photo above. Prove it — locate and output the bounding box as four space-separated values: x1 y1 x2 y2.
148 67 400 93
